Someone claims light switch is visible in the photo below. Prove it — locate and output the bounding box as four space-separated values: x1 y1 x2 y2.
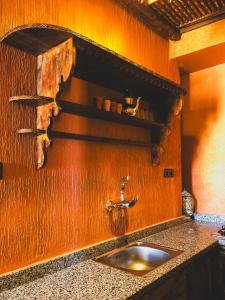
164 169 174 178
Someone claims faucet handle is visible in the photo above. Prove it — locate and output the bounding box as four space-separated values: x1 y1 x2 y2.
120 176 130 190
122 175 130 182
128 196 139 208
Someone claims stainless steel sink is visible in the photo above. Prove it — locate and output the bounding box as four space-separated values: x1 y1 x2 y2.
95 241 183 276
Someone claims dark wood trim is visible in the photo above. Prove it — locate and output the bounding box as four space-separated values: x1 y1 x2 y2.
180 7 225 33
17 129 151 148
50 131 151 147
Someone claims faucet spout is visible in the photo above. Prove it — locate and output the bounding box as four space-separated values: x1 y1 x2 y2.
106 197 139 212
127 198 138 208
106 176 139 212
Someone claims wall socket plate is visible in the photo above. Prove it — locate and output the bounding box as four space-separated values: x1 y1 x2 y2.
164 169 174 178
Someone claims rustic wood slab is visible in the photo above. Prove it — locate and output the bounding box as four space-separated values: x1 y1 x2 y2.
9 95 53 106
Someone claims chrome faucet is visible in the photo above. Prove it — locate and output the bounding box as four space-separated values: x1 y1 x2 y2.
120 176 130 201
106 176 139 212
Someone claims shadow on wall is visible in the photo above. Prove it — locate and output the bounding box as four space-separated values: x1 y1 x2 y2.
181 73 219 212
182 135 198 193
181 135 198 210
108 210 129 236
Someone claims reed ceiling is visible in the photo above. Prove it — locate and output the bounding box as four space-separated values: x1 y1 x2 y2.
116 0 225 40
150 0 225 32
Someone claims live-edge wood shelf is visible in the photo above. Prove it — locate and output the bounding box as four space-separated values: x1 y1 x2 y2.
12 96 164 148
9 95 54 106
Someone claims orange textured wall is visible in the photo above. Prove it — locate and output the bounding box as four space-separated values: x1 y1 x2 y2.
170 19 225 73
0 0 181 275
182 62 225 215
170 19 225 58
0 0 180 84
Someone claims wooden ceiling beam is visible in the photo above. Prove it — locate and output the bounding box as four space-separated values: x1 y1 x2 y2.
203 1 213 12
180 7 225 33
198 1 210 15
205 0 217 11
168 1 189 23
191 1 204 17
152 1 181 25
217 0 225 9
187 1 202 18
176 0 193 21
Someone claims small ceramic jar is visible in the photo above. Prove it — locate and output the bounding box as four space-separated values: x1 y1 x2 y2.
182 189 194 217
117 103 123 114
94 96 103 110
111 101 117 113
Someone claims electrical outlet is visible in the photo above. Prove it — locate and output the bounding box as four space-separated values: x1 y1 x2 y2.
164 169 174 178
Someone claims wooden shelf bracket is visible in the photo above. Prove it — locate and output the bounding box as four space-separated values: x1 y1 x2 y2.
36 38 75 169
10 38 75 169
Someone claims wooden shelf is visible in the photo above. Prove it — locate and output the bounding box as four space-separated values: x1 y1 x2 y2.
4 24 180 168
9 95 53 106
73 37 185 99
17 129 151 148
51 131 151 147
2 24 186 98
11 97 166 130
59 100 166 130
17 129 45 135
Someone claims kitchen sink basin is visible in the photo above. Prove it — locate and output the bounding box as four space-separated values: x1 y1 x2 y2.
95 241 183 276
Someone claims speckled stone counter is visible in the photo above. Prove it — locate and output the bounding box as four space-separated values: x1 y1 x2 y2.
0 220 221 300
194 213 225 224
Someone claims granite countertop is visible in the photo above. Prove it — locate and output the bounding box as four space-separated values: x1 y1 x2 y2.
0 221 221 300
